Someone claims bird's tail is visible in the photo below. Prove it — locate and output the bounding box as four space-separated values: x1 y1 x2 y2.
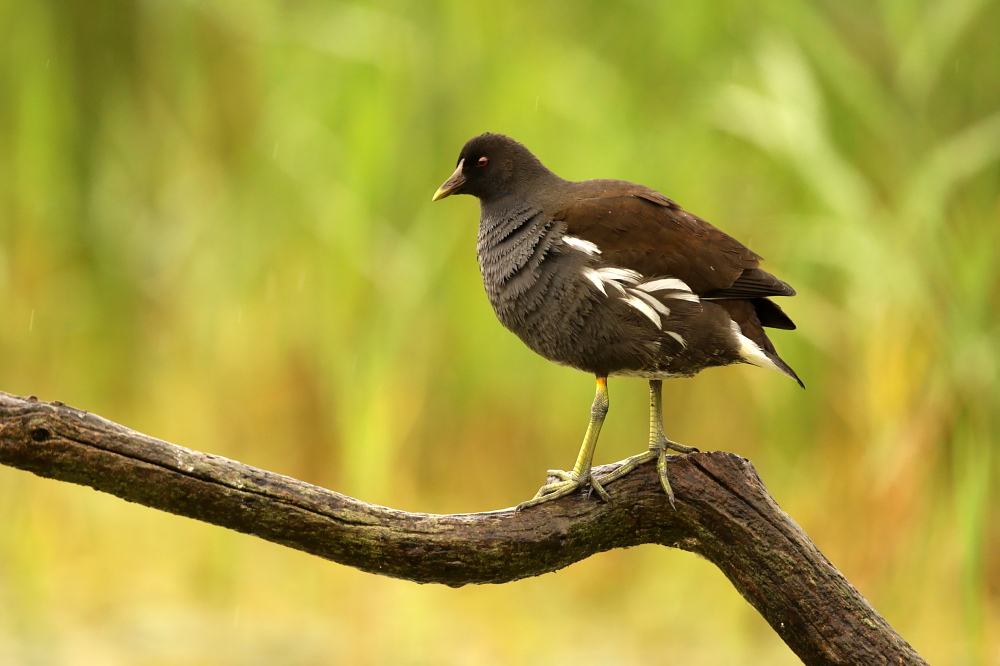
717 299 804 388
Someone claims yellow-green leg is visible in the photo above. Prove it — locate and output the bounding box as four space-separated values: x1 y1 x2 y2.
517 376 611 510
595 379 697 508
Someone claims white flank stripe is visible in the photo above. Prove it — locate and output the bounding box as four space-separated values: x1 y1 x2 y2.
583 268 607 296
629 288 671 316
623 295 662 328
605 280 628 296
563 236 601 255
585 266 645 298
598 267 642 283
668 292 701 303
597 267 641 296
666 331 687 348
638 278 692 293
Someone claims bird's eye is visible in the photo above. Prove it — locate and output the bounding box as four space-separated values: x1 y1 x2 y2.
477 157 489 167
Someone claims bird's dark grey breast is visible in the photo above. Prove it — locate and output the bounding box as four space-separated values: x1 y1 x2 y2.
476 202 680 376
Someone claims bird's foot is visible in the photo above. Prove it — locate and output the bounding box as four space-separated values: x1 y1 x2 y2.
594 438 698 510
658 438 698 455
516 469 611 511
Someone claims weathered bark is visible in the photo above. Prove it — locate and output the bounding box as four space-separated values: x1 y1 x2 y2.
0 391 925 665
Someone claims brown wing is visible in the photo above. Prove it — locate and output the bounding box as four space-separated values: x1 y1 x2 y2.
554 180 794 299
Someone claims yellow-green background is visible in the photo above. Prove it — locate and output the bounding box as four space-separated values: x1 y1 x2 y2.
1 0 998 663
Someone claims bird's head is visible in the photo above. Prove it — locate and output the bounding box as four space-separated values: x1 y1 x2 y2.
432 133 553 203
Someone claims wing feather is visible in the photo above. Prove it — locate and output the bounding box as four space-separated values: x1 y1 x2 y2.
553 180 797 328
555 181 759 295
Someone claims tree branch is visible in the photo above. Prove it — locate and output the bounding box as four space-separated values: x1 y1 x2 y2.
0 392 925 665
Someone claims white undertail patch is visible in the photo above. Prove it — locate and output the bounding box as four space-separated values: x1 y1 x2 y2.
562 236 601 255
730 322 784 375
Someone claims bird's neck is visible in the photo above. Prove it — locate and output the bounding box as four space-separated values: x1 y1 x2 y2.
477 200 543 254
477 168 565 256
479 162 564 209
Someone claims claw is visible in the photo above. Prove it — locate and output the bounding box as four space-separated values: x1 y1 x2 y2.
519 375 612 511
588 474 612 504
592 442 693 510
517 482 575 510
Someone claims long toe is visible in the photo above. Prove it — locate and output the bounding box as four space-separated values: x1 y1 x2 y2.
655 438 698 454
656 448 677 509
517 471 608 510
594 450 656 487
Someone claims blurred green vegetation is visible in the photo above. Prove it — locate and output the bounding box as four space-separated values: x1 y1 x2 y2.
0 0 997 663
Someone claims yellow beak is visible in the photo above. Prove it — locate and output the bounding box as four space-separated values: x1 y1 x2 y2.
432 159 466 201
